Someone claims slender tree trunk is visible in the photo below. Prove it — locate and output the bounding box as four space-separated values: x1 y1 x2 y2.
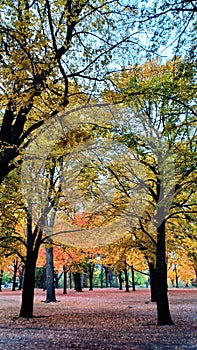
104 267 109 287
100 266 104 288
124 262 129 292
118 272 123 290
109 270 113 287
44 210 57 302
156 221 174 325
131 265 136 291
0 270 3 292
175 267 179 288
63 266 67 294
69 272 72 289
12 260 18 291
89 263 94 291
74 272 83 292
148 262 157 302
18 266 25 290
54 273 59 289
82 273 88 288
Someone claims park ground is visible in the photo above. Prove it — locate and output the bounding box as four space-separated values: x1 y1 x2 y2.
0 288 196 350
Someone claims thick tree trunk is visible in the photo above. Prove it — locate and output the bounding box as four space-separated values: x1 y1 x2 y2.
74 272 83 292
44 241 56 302
12 260 18 291
131 265 136 291
19 212 43 318
148 262 157 302
19 251 36 318
156 221 174 325
118 272 123 290
89 263 94 291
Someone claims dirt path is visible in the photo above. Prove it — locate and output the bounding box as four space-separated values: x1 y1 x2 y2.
0 288 196 349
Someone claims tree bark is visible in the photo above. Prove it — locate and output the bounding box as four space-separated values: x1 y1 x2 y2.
19 249 36 318
89 263 94 291
19 212 43 318
118 272 123 290
54 273 59 289
44 240 56 302
100 266 104 288
131 265 136 291
0 270 3 292
124 262 130 292
44 210 57 302
12 260 18 291
148 262 157 302
69 272 72 289
104 266 109 287
63 266 67 294
18 266 25 290
74 272 83 292
156 221 174 325
174 266 179 288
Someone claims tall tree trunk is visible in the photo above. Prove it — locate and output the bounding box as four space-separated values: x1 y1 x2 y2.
124 261 129 292
74 272 83 292
19 212 43 318
109 269 113 287
0 270 3 292
148 262 157 302
69 271 72 289
54 273 59 289
104 266 109 287
131 265 136 291
100 266 104 288
44 210 57 302
174 266 179 288
63 266 67 294
45 239 56 302
118 272 123 290
156 221 174 325
89 263 94 291
12 260 18 291
19 249 36 318
18 266 25 290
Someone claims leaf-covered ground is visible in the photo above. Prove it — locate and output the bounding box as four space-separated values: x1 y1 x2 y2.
0 288 196 349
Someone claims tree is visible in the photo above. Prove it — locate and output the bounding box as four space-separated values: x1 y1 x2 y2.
1 0 196 323
19 148 63 317
0 171 26 276
116 58 196 324
0 0 142 186
138 0 197 58
87 58 195 324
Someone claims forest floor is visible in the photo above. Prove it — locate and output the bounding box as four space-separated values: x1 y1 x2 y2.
0 288 196 350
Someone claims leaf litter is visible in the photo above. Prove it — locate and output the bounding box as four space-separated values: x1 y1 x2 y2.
0 288 196 349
